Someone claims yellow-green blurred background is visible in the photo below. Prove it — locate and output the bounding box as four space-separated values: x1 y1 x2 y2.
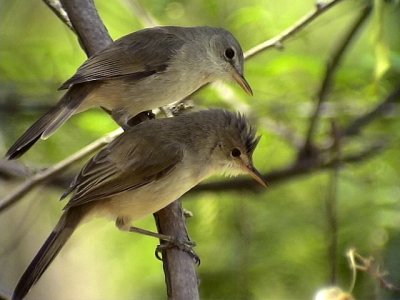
1 0 400 299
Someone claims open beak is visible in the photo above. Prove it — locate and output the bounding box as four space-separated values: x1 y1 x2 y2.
232 69 253 96
245 164 267 187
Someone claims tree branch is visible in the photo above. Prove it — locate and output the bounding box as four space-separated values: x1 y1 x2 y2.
0 141 385 205
191 142 385 193
154 202 200 300
325 121 341 284
42 0 74 32
60 0 112 56
244 0 345 60
343 84 400 136
0 129 122 212
301 4 373 158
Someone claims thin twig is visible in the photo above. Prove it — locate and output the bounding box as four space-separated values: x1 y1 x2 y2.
301 4 373 157
189 0 345 100
42 0 75 32
0 129 122 212
325 120 341 284
0 141 385 199
0 160 31 178
259 117 304 148
244 0 345 60
343 84 400 136
347 249 400 292
191 141 385 193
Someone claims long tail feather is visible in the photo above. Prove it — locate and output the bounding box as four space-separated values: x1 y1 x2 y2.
6 84 94 159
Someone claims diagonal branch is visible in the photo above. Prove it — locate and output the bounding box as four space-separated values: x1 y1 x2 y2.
0 141 386 201
301 4 373 158
244 0 345 59
343 84 400 136
0 129 122 212
191 141 385 193
42 0 74 32
60 0 112 56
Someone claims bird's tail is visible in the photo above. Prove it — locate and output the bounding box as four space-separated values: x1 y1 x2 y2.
12 209 83 300
6 84 94 159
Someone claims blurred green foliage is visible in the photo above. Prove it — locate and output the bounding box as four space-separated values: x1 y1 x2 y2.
0 0 400 299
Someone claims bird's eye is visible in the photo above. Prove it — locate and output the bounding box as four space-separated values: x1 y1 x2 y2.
231 147 241 157
224 48 235 60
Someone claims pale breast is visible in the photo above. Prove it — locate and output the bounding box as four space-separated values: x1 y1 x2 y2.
88 160 210 224
80 62 211 114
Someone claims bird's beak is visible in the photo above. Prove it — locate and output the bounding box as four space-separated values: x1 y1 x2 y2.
244 164 267 187
232 69 253 96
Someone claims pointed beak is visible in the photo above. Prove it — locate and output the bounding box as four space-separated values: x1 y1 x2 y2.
232 69 253 96
245 164 267 187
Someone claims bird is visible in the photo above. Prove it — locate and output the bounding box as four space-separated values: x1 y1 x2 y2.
11 109 265 300
6 26 252 159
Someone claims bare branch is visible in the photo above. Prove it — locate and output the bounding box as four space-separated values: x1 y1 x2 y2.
244 0 345 60
325 120 341 284
343 84 400 136
301 4 373 158
0 160 31 178
260 117 304 149
190 142 385 194
0 129 122 212
347 249 400 292
60 0 112 56
154 201 200 300
0 141 385 204
188 0 345 106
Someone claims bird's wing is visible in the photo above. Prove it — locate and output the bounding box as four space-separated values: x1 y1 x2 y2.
59 27 185 90
62 131 184 209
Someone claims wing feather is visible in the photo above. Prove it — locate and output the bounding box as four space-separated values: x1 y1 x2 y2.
59 28 185 89
63 131 183 209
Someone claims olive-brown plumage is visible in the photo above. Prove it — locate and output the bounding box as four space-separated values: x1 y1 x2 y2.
6 26 252 159
12 109 264 300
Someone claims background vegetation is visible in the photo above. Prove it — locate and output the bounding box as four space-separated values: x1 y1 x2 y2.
0 0 399 299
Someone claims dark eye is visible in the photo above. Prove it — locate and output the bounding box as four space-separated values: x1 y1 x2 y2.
224 48 235 60
231 147 241 157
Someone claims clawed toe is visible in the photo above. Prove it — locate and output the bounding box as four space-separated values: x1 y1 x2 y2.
155 239 200 265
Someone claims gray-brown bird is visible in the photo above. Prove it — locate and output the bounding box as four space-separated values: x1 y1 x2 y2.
6 26 252 159
12 109 265 300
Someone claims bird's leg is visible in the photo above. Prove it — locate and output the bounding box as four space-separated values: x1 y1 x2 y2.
155 240 200 266
116 217 177 242
153 208 200 265
116 217 199 264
